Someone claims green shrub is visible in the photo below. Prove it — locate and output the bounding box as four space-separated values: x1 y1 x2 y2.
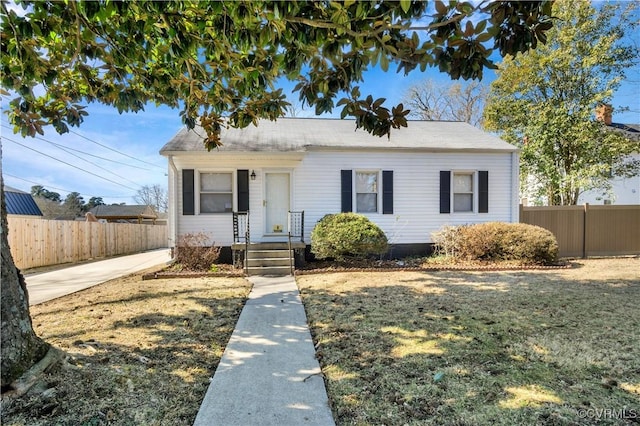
432 222 559 265
311 213 388 261
174 232 221 271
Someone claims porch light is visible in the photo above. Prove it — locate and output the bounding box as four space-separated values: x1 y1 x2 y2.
250 170 257 180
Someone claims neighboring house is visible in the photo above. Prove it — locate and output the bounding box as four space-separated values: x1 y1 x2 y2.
142 212 168 226
4 186 43 217
160 118 520 259
88 204 158 224
578 106 640 205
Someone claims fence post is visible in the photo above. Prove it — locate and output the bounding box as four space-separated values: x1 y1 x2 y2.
583 203 589 259
519 204 524 223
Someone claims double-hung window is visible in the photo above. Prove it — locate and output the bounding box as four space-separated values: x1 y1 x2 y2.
341 169 393 214
440 170 488 214
356 171 378 213
200 172 232 213
453 172 474 212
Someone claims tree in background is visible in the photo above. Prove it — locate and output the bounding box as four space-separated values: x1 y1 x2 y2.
134 185 167 213
483 0 639 205
85 196 105 211
30 185 61 202
31 186 107 218
404 79 487 127
62 192 85 217
30 185 66 218
1 0 554 391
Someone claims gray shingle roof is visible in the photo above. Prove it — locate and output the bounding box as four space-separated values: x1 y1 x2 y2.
609 123 640 141
89 205 157 218
4 186 43 216
160 118 517 154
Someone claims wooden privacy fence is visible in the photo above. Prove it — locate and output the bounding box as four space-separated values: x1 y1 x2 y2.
7 217 168 270
520 204 640 258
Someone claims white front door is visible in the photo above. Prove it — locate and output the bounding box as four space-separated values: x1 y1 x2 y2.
264 172 290 235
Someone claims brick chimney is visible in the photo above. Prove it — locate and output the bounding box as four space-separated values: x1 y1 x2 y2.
596 104 613 125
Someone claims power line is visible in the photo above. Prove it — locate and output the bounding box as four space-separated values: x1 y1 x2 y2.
3 128 149 188
0 109 166 170
68 129 166 170
3 136 139 191
0 124 152 171
2 172 132 198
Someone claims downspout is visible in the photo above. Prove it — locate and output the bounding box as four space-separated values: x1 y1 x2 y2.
168 155 179 258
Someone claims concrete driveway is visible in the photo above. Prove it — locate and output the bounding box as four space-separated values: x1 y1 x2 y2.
24 249 171 305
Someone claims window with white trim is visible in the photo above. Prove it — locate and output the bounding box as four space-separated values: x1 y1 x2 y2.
453 172 474 212
200 172 233 213
356 171 378 213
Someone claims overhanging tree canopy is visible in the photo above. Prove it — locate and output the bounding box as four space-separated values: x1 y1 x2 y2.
2 0 553 149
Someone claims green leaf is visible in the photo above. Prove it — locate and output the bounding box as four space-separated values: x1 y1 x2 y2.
400 0 411 14
380 53 389 72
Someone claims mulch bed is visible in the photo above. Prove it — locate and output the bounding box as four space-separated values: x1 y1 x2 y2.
143 258 572 279
295 258 572 275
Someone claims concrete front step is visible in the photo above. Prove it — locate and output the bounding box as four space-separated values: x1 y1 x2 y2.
248 242 291 250
248 249 292 258
246 244 293 276
236 241 305 276
247 258 291 267
247 266 292 276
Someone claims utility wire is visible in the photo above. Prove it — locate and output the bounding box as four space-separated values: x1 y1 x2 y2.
4 129 148 188
0 124 152 171
3 136 139 191
68 129 166 170
2 172 132 198
0 108 166 170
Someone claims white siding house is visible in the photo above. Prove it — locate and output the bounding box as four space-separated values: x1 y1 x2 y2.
160 118 519 258
578 121 640 205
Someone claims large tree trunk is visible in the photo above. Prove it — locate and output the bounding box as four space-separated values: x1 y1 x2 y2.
1 179 50 389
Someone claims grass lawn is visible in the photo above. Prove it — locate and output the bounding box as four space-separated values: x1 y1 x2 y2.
1 269 251 426
298 258 640 425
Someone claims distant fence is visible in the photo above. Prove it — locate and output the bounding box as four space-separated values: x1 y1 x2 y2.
7 217 168 270
520 204 640 258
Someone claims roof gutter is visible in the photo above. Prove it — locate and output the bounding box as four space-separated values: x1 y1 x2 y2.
304 146 519 153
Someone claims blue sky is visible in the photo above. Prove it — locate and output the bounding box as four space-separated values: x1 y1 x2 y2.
2 12 639 206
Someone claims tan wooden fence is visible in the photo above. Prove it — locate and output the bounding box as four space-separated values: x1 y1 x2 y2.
520 204 640 258
7 217 168 270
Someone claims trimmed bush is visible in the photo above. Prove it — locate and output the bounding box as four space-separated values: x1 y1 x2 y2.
174 232 221 271
432 222 559 265
311 213 388 261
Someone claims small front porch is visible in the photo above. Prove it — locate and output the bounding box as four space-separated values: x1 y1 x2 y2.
231 211 306 276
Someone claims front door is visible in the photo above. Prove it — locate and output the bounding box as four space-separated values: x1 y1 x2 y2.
265 172 290 235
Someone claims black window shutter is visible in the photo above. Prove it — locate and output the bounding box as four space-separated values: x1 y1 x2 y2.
382 170 393 214
182 169 195 215
479 171 489 213
341 170 352 212
237 170 250 212
440 171 451 214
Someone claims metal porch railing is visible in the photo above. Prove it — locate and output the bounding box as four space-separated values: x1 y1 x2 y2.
233 211 249 274
288 211 304 275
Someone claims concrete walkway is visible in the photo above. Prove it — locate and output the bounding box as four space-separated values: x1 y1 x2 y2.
194 275 335 426
25 249 171 305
